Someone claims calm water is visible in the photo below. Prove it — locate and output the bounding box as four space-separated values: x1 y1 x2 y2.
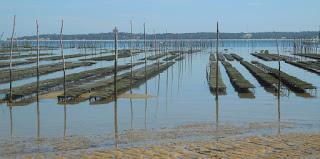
0 40 319 150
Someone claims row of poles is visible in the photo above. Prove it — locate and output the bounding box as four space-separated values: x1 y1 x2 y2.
5 15 149 141
213 22 281 134
4 14 287 142
6 16 67 140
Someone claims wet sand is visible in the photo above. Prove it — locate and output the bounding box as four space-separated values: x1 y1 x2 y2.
1 121 316 158
21 133 320 159
85 133 320 159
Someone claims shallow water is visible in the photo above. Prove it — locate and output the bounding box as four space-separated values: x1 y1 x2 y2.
0 40 319 155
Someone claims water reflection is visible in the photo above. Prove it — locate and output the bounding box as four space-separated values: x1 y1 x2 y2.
62 104 67 138
238 92 255 99
144 27 148 130
9 106 13 139
144 83 148 130
114 99 119 148
1 43 320 154
36 100 40 143
171 63 174 96
215 96 219 130
130 90 133 129
166 65 169 112
155 73 160 119
277 93 281 135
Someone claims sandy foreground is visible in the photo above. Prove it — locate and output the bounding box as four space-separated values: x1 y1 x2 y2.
2 122 319 158
21 133 320 159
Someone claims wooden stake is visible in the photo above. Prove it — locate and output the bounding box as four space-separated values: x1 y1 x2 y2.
9 15 16 104
36 20 41 140
113 27 118 100
215 22 219 98
59 20 66 101
144 23 147 83
130 21 133 83
36 20 40 102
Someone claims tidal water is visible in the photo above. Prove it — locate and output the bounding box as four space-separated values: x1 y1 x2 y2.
0 40 319 154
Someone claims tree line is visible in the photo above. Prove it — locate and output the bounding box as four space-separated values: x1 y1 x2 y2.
15 31 319 40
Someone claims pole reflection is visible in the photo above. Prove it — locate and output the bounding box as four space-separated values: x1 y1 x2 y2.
9 106 13 139
63 104 67 138
114 99 119 148
36 100 40 144
215 96 219 131
144 83 148 130
166 65 169 113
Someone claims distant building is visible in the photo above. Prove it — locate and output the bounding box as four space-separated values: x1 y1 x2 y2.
243 33 252 39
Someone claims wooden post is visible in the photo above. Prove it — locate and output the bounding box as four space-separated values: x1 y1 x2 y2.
130 21 133 82
36 20 41 140
165 29 168 64
154 30 159 69
36 20 40 102
113 27 118 100
9 15 16 104
59 20 66 102
144 23 147 83
215 22 219 98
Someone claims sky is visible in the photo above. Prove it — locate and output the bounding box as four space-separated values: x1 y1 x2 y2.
0 0 319 37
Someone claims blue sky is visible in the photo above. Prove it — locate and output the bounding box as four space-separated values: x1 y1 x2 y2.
0 0 319 37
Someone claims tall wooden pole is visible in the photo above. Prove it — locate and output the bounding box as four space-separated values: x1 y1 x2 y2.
36 20 41 140
215 22 219 98
317 26 320 54
130 20 133 50
36 20 40 102
9 15 16 104
165 29 168 59
130 21 133 81
59 20 66 101
113 27 118 100
144 23 147 83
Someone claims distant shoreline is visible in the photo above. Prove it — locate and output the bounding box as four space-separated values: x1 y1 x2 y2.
1 39 318 41
7 31 319 41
